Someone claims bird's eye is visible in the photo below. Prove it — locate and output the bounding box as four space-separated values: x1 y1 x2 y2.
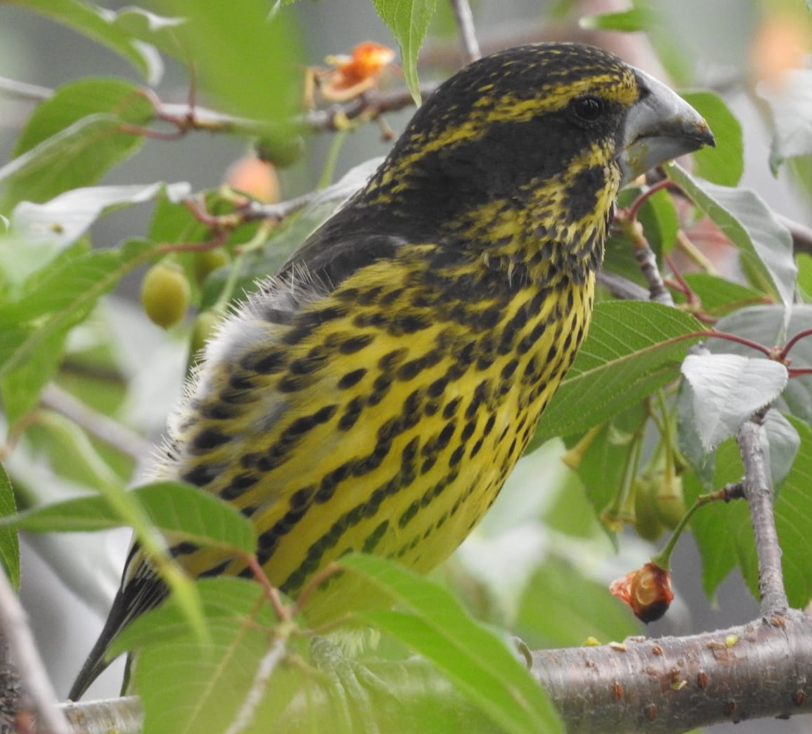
572 95 604 122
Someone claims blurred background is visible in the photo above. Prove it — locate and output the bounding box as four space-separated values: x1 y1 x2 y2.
0 0 810 731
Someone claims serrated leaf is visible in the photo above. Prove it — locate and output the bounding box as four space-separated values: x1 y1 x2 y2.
680 353 788 452
0 78 154 208
759 69 812 173
680 90 744 186
711 305 812 423
667 165 797 315
7 0 162 82
3 481 256 554
373 0 439 105
341 553 562 734
532 301 703 446
0 465 20 590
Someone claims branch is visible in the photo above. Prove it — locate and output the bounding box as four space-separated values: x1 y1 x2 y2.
448 0 481 63
532 612 812 732
596 269 649 301
776 213 812 258
0 570 70 734
0 75 52 102
39 385 152 463
737 409 790 618
61 697 142 734
58 613 812 734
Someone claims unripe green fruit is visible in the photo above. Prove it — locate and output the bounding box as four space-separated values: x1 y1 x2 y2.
633 476 666 543
141 262 190 329
193 248 229 286
653 472 686 530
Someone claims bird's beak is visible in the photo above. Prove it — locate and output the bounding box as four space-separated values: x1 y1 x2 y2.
619 68 715 186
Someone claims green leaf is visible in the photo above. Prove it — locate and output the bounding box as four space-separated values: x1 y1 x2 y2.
4 480 255 554
680 353 788 451
681 273 767 318
532 301 703 445
685 437 743 598
341 553 562 734
0 465 20 590
667 165 797 312
7 0 163 82
515 556 640 648
153 0 301 137
0 328 67 426
689 415 812 608
564 404 646 518
680 90 744 186
798 253 812 302
638 188 678 254
1 78 153 208
372 0 440 105
711 305 812 424
759 69 812 173
579 6 653 31
106 7 187 60
0 239 155 379
770 415 812 607
111 578 299 734
763 410 801 492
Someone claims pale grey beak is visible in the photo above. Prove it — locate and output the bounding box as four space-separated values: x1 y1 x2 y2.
619 68 715 186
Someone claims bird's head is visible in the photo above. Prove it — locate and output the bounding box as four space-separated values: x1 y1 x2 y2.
363 43 714 278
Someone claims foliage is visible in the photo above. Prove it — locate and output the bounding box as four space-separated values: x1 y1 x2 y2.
1 0 812 732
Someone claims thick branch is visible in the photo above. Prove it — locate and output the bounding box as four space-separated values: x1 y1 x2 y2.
58 613 812 734
532 612 812 732
738 410 789 617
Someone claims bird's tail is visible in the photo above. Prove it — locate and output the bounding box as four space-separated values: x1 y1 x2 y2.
68 588 129 701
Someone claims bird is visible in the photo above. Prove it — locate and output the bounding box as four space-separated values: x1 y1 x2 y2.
69 41 714 700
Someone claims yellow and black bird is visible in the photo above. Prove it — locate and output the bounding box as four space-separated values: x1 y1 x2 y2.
70 42 713 700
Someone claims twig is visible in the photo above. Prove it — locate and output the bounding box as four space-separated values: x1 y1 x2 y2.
634 239 673 305
294 84 438 134
241 192 318 223
737 409 789 618
596 270 649 301
448 0 481 63
0 570 70 734
776 213 812 258
0 76 52 102
39 385 151 463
